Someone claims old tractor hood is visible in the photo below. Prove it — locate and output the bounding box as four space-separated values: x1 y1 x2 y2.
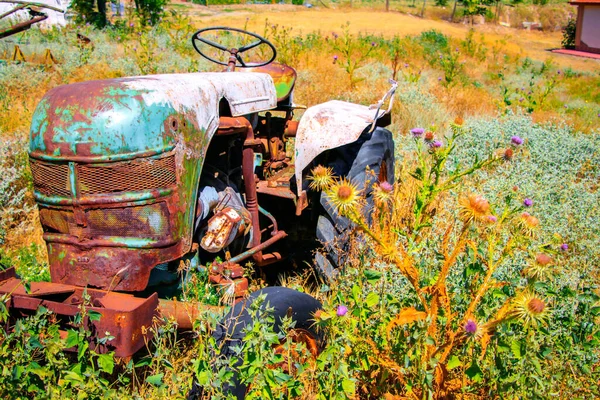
29 72 277 160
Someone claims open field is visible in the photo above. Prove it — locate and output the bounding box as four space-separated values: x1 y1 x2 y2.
0 3 599 399
180 3 597 71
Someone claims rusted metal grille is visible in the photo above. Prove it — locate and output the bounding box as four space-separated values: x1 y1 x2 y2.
78 155 176 195
39 207 74 234
86 203 170 238
30 160 71 198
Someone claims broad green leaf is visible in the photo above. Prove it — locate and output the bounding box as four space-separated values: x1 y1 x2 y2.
363 269 382 284
197 370 210 385
65 329 79 349
511 340 522 359
135 357 152 368
63 370 84 383
77 340 89 361
341 378 355 395
465 361 483 383
97 352 115 374
447 355 461 370
88 310 102 322
365 292 379 308
351 284 361 303
146 373 164 386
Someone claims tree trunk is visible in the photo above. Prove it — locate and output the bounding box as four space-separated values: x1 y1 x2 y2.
386 0 389 12
97 0 107 27
421 0 426 18
450 0 458 22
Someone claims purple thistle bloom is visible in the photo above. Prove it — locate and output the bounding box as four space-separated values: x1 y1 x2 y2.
438 77 442 81
336 305 348 317
557 70 561 75
519 97 524 102
380 181 393 192
332 32 338 39
521 87 525 91
333 55 338 60
465 319 477 334
523 198 533 207
410 127 425 137
371 41 376 46
511 136 524 145
129 22 134 27
404 63 409 68
560 243 569 251
432 140 443 148
487 215 498 223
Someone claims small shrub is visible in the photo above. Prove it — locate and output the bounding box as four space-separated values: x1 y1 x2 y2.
562 18 576 49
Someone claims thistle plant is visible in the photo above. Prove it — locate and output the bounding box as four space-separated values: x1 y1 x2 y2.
331 23 377 89
309 120 557 398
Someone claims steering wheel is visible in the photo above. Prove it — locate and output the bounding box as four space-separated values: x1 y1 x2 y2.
191 26 277 68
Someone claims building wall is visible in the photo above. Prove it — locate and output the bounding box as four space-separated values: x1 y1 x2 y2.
581 5 600 51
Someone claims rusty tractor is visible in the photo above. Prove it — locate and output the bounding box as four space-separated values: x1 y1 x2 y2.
0 26 396 397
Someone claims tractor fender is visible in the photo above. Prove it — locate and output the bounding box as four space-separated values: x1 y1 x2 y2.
294 100 382 195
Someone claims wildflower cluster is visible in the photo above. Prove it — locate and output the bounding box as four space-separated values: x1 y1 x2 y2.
310 119 563 398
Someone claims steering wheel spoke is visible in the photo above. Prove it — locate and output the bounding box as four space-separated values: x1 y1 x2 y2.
196 36 229 52
235 54 247 67
191 26 276 68
238 39 263 53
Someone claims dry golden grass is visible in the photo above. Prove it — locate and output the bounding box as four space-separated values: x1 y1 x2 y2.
186 4 598 72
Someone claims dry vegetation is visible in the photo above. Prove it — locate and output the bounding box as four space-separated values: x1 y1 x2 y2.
0 2 599 399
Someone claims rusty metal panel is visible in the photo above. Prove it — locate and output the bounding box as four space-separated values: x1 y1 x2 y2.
294 100 379 195
0 269 158 357
46 242 181 291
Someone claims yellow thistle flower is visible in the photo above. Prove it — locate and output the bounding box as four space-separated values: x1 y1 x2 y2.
326 178 361 216
517 212 540 237
308 165 334 191
511 291 550 328
458 193 490 224
373 181 394 204
523 253 554 281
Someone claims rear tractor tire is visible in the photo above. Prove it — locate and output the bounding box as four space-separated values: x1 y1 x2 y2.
188 287 322 400
315 127 395 281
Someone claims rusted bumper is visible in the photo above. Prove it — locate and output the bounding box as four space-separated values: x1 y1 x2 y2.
0 268 157 358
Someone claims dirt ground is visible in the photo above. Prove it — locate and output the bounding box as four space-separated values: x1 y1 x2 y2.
171 2 599 72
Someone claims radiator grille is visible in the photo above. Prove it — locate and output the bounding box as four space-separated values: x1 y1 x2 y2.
30 161 71 198
79 155 176 195
39 203 170 238
86 203 170 238
30 155 176 198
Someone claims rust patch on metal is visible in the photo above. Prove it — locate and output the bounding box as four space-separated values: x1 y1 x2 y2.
208 262 249 300
200 206 249 253
0 268 157 358
47 242 182 291
158 299 222 330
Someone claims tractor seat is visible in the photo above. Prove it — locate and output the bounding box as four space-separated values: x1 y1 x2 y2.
245 63 296 104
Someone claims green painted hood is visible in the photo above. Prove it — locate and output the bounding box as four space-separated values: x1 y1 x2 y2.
29 73 278 160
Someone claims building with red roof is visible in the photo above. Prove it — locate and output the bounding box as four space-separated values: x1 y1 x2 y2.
570 0 600 54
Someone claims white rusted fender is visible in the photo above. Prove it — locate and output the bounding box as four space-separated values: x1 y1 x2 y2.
294 100 381 195
123 72 277 134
